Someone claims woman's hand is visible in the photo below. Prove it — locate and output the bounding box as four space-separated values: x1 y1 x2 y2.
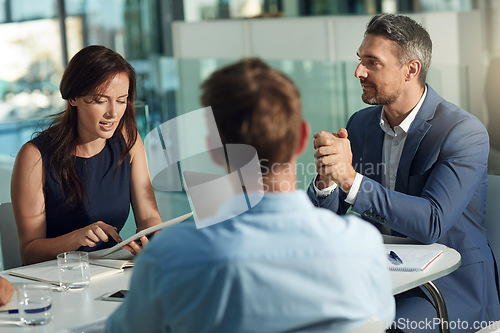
121 230 160 256
122 235 148 256
73 221 122 248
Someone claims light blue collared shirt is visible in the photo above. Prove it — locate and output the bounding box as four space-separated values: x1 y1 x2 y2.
107 191 395 333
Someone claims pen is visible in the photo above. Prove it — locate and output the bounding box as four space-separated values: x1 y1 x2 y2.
0 309 18 314
388 250 403 265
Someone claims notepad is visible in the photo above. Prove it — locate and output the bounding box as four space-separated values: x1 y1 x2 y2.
386 246 443 272
9 260 123 286
88 251 134 269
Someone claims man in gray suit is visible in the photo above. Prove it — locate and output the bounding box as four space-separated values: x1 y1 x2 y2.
309 13 500 332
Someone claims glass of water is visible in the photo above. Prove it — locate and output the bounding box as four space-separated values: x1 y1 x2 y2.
17 283 52 325
57 251 90 291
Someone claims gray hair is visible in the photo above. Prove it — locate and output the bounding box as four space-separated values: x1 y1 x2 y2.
365 13 432 87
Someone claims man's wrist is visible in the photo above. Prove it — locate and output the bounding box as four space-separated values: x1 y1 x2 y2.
313 174 337 197
339 169 357 193
315 175 335 190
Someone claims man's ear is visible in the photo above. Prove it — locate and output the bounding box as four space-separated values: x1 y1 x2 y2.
295 121 310 156
68 98 77 106
406 59 421 82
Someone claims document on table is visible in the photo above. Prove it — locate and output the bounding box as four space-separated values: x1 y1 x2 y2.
9 260 123 285
88 249 135 269
385 245 443 272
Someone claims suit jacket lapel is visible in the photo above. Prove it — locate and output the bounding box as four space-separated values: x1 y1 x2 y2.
395 121 432 192
362 107 384 184
395 85 440 192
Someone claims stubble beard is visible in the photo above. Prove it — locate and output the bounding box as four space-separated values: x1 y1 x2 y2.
361 87 398 106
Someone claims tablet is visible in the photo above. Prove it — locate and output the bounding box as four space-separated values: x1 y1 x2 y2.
89 212 193 259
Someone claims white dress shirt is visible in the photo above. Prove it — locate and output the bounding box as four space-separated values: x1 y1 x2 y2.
314 86 427 203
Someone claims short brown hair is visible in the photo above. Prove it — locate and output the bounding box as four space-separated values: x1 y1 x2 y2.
365 14 432 87
200 58 302 169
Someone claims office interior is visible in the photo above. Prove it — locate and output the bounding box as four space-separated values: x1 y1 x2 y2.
1 0 499 268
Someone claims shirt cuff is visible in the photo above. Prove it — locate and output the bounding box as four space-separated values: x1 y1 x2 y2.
313 174 338 198
345 173 363 205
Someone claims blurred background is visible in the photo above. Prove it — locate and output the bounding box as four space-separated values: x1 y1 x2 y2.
0 0 498 240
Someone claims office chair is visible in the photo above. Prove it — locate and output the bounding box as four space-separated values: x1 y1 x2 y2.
0 202 22 269
486 175 500 277
481 175 500 333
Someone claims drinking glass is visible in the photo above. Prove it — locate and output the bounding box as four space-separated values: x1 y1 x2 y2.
17 283 52 325
57 251 90 291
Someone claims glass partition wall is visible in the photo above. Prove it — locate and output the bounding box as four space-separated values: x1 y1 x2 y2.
0 0 492 250
0 57 470 207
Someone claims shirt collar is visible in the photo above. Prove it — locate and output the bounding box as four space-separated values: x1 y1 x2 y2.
379 85 428 135
198 191 313 227
223 191 313 215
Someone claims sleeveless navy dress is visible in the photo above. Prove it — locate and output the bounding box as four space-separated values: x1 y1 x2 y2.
30 134 131 252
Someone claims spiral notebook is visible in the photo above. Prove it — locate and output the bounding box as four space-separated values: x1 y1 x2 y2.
386 246 443 272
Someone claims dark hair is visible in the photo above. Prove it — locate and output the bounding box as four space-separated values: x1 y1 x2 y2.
39 45 137 206
200 58 302 170
365 13 432 86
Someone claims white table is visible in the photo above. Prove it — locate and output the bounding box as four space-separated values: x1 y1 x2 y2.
0 266 132 332
385 236 462 333
0 238 462 333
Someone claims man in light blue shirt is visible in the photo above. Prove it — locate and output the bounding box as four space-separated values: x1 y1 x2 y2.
106 58 395 333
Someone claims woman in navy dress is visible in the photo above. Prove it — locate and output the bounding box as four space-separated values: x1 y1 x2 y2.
11 45 162 265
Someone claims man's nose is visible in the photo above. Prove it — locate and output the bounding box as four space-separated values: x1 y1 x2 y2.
354 63 367 79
